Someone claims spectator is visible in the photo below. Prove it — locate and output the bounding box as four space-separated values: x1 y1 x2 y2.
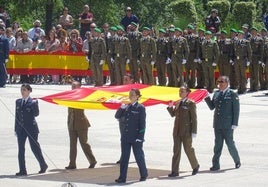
28 20 45 42
205 9 221 33
0 6 10 27
120 7 139 31
11 21 20 36
78 4 94 40
0 26 9 88
263 13 268 31
57 28 69 51
58 7 74 31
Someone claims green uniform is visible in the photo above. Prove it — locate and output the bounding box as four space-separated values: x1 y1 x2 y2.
249 36 264 91
170 36 189 87
113 36 132 85
156 37 168 86
90 37 106 86
167 37 175 86
139 36 156 85
196 36 205 88
232 39 252 94
262 40 268 90
218 38 232 77
185 34 199 88
106 35 116 85
200 39 219 93
229 37 238 89
127 31 141 83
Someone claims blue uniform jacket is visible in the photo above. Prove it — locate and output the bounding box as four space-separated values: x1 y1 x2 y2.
115 102 146 143
205 88 240 129
15 97 39 134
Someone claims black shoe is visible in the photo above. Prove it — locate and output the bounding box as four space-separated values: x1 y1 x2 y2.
115 178 126 183
89 162 97 168
192 164 200 175
168 172 179 177
65 165 76 170
139 175 148 181
210 166 220 171
235 161 241 169
15 171 27 176
116 160 120 164
39 165 48 174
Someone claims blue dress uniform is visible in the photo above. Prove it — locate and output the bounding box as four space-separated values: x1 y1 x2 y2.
15 97 47 174
115 102 148 181
0 31 9 87
205 88 240 170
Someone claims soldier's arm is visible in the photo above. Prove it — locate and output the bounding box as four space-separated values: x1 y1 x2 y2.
151 38 157 61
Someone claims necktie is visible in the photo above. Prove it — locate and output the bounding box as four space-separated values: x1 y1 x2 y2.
22 99 26 107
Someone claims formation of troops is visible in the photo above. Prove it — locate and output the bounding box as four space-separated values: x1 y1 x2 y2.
93 23 268 94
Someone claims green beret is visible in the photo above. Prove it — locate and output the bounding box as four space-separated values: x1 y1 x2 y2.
142 27 151 31
130 22 138 27
94 28 102 33
159 28 166 34
109 26 117 31
116 25 124 31
261 28 268 32
221 30 227 34
237 30 244 34
198 28 205 32
175 27 182 32
187 24 194 30
250 26 258 31
230 28 237 33
169 28 175 32
205 30 212 35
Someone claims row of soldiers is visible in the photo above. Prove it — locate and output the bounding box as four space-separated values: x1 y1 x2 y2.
88 22 268 93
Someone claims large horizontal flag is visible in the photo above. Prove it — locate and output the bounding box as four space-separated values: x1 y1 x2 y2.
40 84 208 110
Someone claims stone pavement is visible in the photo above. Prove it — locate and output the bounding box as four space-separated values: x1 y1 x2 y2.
0 84 268 187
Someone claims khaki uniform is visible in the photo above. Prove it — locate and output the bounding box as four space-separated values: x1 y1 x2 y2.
127 31 141 83
186 34 199 88
229 37 238 89
67 108 96 168
106 35 117 85
196 36 205 88
233 39 252 94
201 39 220 93
113 36 132 85
167 99 199 173
250 36 264 91
170 36 189 87
139 36 156 85
262 40 268 89
156 37 168 86
90 37 106 86
218 38 232 77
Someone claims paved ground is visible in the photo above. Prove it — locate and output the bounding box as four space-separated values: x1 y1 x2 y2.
0 84 268 187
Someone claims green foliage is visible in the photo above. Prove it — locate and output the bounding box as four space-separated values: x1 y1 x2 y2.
168 0 198 29
233 1 256 27
207 0 230 23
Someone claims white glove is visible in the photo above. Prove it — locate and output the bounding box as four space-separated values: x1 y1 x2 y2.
120 103 127 109
85 56 89 62
182 59 187 64
111 58 115 63
231 125 237 130
168 100 174 107
166 58 171 64
126 59 130 64
192 133 197 138
5 59 8 63
258 61 262 64
135 139 143 142
99 60 104 65
262 63 265 68
212 62 217 67
198 58 202 64
246 61 250 66
151 61 155 65
194 59 198 63
137 60 141 65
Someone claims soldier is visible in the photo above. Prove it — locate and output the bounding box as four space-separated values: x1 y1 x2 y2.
249 27 264 92
127 22 141 83
229 28 239 89
112 25 131 85
90 28 106 86
106 26 117 85
242 24 251 40
196 28 206 88
200 30 220 93
169 27 189 87
231 30 252 94
218 30 232 77
139 27 156 85
166 28 175 87
155 28 168 86
0 26 9 88
185 24 199 88
262 37 268 90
